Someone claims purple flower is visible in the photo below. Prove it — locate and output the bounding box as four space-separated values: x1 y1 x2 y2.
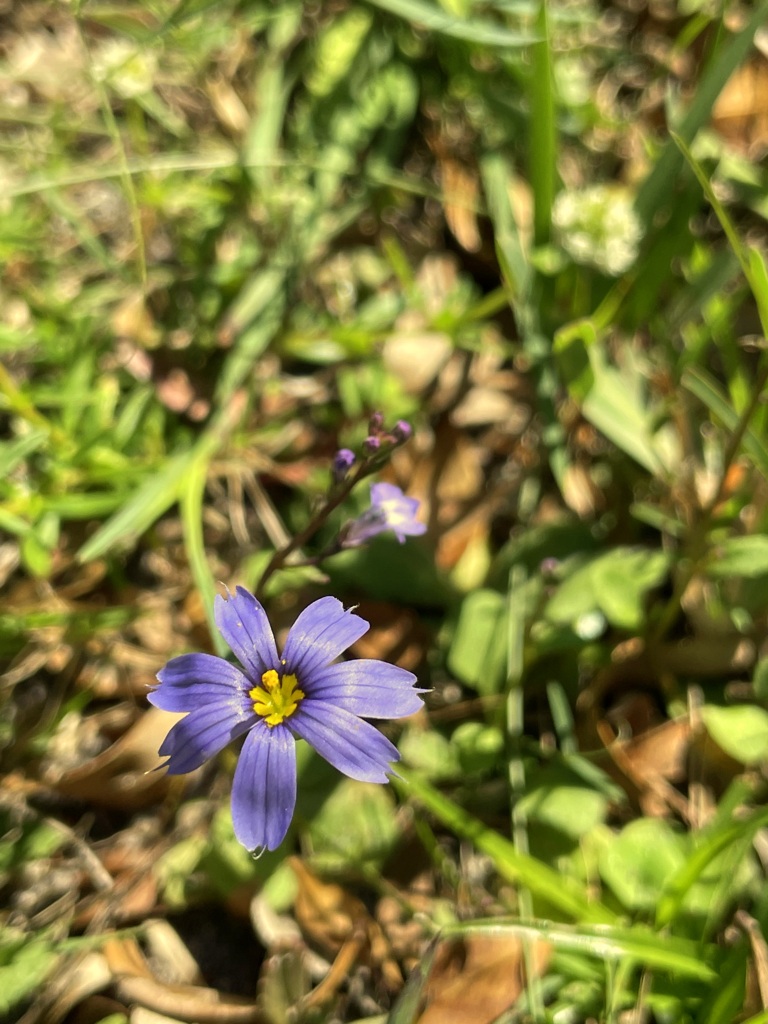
331 448 356 484
391 420 412 444
149 589 423 853
343 482 427 547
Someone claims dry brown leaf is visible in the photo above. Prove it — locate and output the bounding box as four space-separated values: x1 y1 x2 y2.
712 58 768 155
106 937 261 1024
290 858 402 996
440 157 481 253
47 708 187 810
417 934 550 1024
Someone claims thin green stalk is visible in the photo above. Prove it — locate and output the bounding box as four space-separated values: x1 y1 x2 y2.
506 565 544 1019
73 8 150 285
529 0 556 247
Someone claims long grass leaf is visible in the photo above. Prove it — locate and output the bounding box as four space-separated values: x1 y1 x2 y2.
180 454 228 658
75 451 194 563
635 0 768 224
397 767 616 923
682 366 768 481
443 919 717 982
364 0 533 45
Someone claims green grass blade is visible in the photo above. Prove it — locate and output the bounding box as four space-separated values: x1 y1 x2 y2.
76 451 195 563
397 767 616 924
443 919 718 982
635 0 768 224
180 454 228 658
671 131 768 335
682 365 768 481
529 0 555 246
364 0 533 46
655 804 768 928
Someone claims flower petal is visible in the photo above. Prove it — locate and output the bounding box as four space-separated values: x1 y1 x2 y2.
158 706 253 775
231 722 296 852
282 597 368 679
308 660 424 718
215 586 279 681
149 653 251 713
290 701 400 782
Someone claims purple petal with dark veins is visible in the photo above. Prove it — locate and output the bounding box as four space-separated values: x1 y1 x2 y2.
289 701 400 782
158 705 253 775
231 722 296 852
149 653 251 713
307 660 424 718
214 586 279 682
282 597 368 680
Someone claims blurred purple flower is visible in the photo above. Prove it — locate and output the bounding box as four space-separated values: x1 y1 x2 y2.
391 420 412 444
362 435 381 454
368 411 385 434
343 482 426 547
149 588 423 853
331 448 356 484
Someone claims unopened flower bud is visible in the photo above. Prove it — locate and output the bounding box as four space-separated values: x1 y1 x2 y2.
363 435 381 454
368 411 384 435
331 448 356 484
391 420 412 444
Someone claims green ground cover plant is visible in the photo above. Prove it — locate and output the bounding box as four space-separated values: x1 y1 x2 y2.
2 1 768 1022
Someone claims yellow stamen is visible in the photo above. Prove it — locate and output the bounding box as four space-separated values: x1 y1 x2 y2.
249 670 305 727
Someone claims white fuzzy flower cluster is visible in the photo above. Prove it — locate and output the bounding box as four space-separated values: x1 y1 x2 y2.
552 185 643 276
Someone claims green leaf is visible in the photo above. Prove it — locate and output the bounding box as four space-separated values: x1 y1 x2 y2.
655 803 768 928
0 931 59 1018
706 535 768 579
598 819 686 912
582 351 674 475
448 589 508 695
546 548 668 631
700 704 768 765
516 761 615 840
307 780 399 872
400 729 461 781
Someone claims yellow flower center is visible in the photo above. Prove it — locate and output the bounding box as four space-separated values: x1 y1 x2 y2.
249 669 305 727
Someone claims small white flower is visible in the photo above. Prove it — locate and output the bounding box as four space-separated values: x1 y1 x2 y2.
553 184 643 275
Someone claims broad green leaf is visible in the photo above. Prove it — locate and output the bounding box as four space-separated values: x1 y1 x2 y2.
706 535 768 579
598 819 686 912
582 353 674 476
0 932 59 1018
400 729 460 781
451 722 504 775
448 589 508 695
700 704 768 765
546 548 668 631
517 761 616 840
307 780 399 872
